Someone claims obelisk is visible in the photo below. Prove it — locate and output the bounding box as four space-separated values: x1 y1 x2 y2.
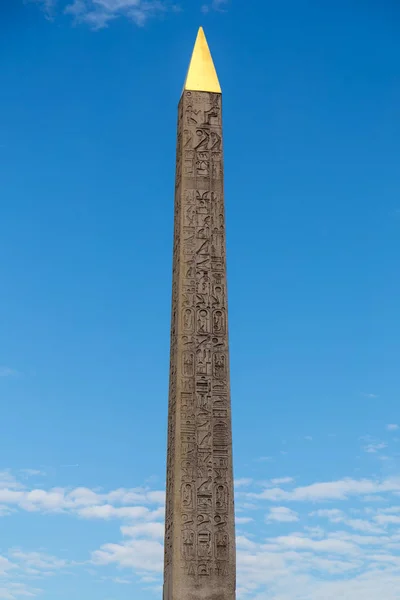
163 28 236 600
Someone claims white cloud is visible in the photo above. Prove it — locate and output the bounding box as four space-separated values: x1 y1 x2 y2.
1 464 400 599
312 509 344 522
387 424 399 431
201 0 228 13
266 507 299 523
235 478 253 488
236 517 254 525
374 514 400 526
363 441 387 454
29 0 179 28
121 522 164 539
249 476 400 503
311 509 385 534
0 550 67 599
92 539 163 572
270 477 294 486
9 550 68 572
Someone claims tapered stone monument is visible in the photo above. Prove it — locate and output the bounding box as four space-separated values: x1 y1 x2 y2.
163 28 236 600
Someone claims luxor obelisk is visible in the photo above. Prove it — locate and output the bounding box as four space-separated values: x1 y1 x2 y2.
163 28 236 600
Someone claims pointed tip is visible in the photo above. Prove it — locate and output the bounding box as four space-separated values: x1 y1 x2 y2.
183 27 221 94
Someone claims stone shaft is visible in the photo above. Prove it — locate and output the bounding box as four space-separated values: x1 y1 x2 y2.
163 89 236 600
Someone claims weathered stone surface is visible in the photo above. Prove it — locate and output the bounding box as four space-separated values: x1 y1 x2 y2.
163 84 236 600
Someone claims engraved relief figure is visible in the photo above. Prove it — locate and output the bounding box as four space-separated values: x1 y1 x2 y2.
194 129 210 151
198 513 211 527
196 190 211 213
197 495 212 511
214 513 227 528
212 152 222 179
196 376 209 394
181 460 196 481
196 152 210 177
197 392 211 411
182 378 194 393
198 475 212 495
212 228 224 258
182 352 194 376
186 104 200 125
182 513 194 527
197 216 211 239
213 463 228 481
216 484 228 512
204 96 220 126
213 271 223 286
185 189 196 204
184 204 196 227
214 422 228 453
181 435 195 458
213 353 226 379
182 335 193 347
182 529 195 559
186 563 196 576
213 395 227 410
183 228 195 254
196 348 208 375
182 483 194 510
215 562 228 577
183 308 194 332
215 532 229 559
212 337 224 351
197 418 211 448
196 238 210 256
212 285 224 308
198 530 212 558
213 310 225 334
181 393 194 411
183 129 193 148
197 309 210 334
196 272 210 306
198 563 210 576
184 150 195 176
184 259 195 279
210 131 222 151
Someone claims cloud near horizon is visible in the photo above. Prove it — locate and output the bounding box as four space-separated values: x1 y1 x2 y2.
1 466 400 599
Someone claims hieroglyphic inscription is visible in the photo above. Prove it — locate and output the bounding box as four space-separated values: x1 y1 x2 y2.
164 89 235 599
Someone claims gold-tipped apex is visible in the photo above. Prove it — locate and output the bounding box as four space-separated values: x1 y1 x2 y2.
183 27 221 94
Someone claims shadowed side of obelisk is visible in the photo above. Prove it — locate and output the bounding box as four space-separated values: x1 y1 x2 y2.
163 28 236 600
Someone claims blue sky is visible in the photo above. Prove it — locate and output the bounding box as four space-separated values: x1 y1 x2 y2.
1 0 400 598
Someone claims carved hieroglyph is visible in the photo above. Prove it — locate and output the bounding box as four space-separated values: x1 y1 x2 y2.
163 84 236 600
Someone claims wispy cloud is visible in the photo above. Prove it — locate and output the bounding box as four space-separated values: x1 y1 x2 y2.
201 0 228 14
1 464 400 599
386 424 399 431
266 506 299 523
270 477 294 486
360 392 379 399
19 469 46 478
247 476 400 502
29 0 179 28
361 436 388 454
235 478 253 488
